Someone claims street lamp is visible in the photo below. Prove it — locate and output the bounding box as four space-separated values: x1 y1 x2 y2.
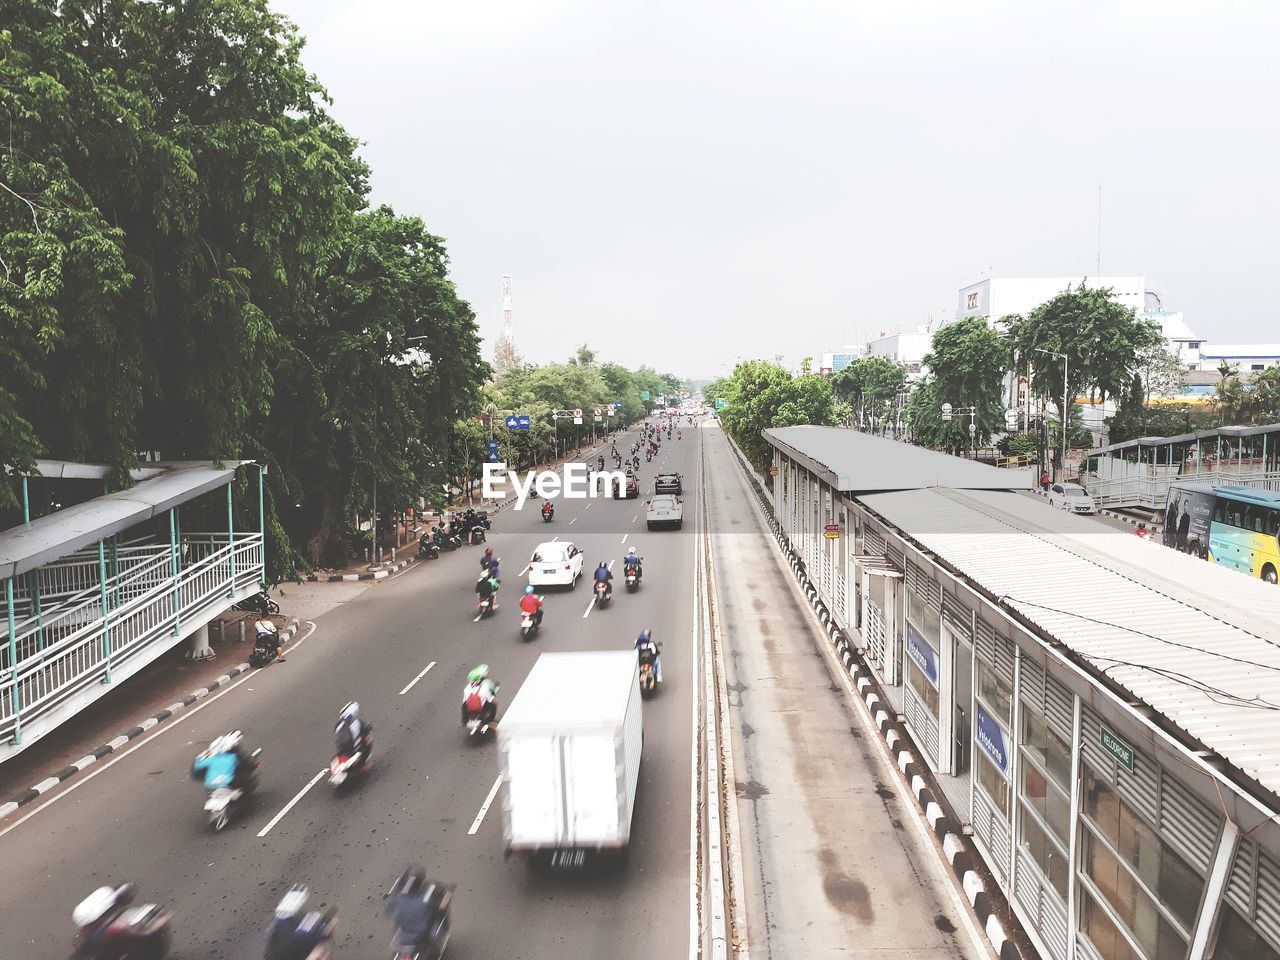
1034 348 1069 477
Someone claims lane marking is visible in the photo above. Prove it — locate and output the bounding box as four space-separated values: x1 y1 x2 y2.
469 775 504 835
551 536 559 542
257 768 327 838
0 621 319 839
398 660 437 696
621 534 629 544
583 596 597 619
569 518 577 525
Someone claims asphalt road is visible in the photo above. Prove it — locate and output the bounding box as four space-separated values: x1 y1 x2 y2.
0 418 700 960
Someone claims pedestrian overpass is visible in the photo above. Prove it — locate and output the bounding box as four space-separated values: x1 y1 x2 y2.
0 461 265 763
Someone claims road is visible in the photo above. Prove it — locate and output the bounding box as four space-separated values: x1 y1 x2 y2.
0 419 698 960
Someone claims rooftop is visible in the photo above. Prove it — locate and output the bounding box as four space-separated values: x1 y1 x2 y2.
859 486 1280 803
764 426 1033 494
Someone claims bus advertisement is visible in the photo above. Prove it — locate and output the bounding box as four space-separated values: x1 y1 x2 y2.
1163 484 1280 585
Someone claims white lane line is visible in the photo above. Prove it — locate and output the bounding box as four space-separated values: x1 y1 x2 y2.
582 596 597 619
569 517 577 525
399 660 437 696
257 768 327 838
0 621 320 839
631 515 637 524
585 502 592 510
621 534 629 544
551 536 559 542
469 775 504 835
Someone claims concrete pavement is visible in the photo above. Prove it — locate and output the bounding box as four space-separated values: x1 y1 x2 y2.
703 424 989 960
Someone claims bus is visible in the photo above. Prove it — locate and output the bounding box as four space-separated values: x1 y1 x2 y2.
1163 484 1280 584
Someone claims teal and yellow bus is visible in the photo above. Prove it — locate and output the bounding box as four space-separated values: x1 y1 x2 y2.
1163 484 1280 584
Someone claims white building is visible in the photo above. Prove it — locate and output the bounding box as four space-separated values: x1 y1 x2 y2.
1194 345 1280 373
956 276 1148 324
819 344 867 375
866 329 932 378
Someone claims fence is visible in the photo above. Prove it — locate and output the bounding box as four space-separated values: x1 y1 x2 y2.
1 533 262 744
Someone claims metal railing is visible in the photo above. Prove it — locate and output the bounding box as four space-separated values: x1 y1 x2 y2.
1087 467 1280 509
0 533 262 743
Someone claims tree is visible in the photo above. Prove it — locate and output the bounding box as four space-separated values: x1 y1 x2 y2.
830 357 906 430
916 317 1009 451
1135 341 1186 401
714 361 837 468
1005 283 1164 419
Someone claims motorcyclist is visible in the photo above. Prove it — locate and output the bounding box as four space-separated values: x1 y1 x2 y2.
475 572 498 611
334 701 372 764
593 561 613 600
518 585 545 627
192 731 256 794
72 884 139 955
541 499 554 520
461 665 499 726
265 886 335 960
636 629 663 682
385 868 451 956
597 455 605 471
480 547 499 576
256 616 285 663
623 546 643 582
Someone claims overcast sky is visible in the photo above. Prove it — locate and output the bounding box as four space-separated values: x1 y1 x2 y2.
274 0 1280 379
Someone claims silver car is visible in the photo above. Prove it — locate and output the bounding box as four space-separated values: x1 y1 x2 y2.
1048 482 1097 515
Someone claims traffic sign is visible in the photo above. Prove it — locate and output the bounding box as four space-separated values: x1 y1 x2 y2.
516 415 531 430
487 440 501 462
769 466 779 476
504 415 519 429
714 398 726 409
823 524 840 540
593 408 602 416
641 391 650 401
573 408 582 417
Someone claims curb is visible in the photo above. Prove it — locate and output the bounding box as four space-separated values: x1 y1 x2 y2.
0 617 303 818
307 556 419 582
734 465 1024 960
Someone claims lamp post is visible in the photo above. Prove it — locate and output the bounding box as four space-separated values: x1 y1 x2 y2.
941 403 978 458
1034 348 1069 478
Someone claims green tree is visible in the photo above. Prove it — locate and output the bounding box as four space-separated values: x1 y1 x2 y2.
830 357 906 429
914 317 1009 451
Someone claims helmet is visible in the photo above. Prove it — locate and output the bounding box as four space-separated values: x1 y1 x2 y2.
275 885 309 919
222 730 243 752
524 585 535 595
638 629 652 643
340 701 359 722
468 664 490 683
598 561 608 569
398 867 426 896
73 887 117 927
484 547 494 557
627 547 637 556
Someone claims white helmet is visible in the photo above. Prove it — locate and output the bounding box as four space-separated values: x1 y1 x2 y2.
217 731 242 754
340 702 359 723
73 887 117 927
275 885 309 919
627 547 637 556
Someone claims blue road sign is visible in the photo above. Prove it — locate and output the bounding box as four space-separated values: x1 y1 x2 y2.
516 415 531 430
504 416 519 429
487 439 501 462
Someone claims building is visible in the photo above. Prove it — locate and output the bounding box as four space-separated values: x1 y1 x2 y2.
819 345 867 375
1193 345 1280 373
765 425 1280 960
956 276 1148 324
866 329 932 378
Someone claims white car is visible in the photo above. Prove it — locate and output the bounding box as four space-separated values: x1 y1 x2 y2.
646 495 684 530
1048 482 1097 515
527 541 584 588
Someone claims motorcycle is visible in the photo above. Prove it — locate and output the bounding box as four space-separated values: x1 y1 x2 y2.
432 527 460 551
330 738 372 788
476 595 496 618
233 591 279 615
250 631 279 668
71 885 172 960
594 580 611 606
418 535 439 560
541 504 554 522
624 563 641 591
463 696 498 740
639 658 658 698
464 524 486 545
519 609 540 641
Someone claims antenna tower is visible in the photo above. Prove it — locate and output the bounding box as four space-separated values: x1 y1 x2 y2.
494 274 519 374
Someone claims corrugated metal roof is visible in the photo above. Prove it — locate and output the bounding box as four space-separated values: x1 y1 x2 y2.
0 462 245 580
860 487 1280 798
764 426 1034 493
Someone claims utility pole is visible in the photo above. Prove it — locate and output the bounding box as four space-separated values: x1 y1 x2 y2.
1035 348 1069 477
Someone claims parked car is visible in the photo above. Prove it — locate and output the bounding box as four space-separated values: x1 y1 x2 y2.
527 541 584 587
646 495 684 530
654 472 682 495
1049 482 1097 515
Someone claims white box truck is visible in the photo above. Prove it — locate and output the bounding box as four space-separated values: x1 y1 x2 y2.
500 651 643 866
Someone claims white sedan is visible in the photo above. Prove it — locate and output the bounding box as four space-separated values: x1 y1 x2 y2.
646 495 684 530
1048 482 1098 515
526 541 584 588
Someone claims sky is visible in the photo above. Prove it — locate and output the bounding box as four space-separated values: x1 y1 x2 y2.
273 0 1280 379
